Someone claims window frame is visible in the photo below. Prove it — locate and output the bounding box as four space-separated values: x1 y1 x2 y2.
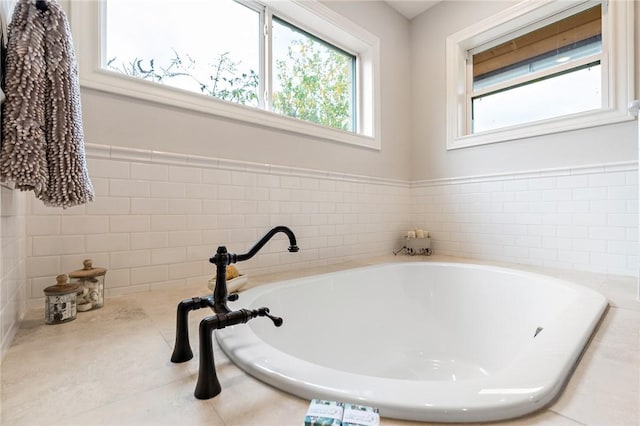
70 0 381 150
269 14 358 132
445 0 635 150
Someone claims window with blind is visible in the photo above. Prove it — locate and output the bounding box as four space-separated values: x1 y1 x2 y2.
445 0 635 149
471 5 602 133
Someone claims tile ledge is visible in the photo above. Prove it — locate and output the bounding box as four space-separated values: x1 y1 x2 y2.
85 143 637 189
413 161 638 188
85 143 409 188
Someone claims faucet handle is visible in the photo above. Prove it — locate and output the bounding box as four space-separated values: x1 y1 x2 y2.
255 307 283 327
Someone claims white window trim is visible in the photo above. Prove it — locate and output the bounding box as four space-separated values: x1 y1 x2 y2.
69 0 381 150
445 0 635 150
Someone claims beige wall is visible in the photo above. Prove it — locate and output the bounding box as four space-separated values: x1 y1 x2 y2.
80 1 413 181
410 0 639 181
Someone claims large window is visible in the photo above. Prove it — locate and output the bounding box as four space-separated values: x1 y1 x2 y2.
446 0 635 149
271 17 356 132
71 0 380 148
470 5 602 133
105 0 261 107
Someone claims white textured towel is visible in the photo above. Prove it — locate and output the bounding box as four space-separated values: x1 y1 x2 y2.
1 0 93 208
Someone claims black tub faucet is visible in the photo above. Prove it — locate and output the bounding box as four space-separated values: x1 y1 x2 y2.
170 226 298 399
210 225 298 314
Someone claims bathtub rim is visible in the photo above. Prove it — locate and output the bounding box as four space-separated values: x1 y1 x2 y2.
215 261 608 423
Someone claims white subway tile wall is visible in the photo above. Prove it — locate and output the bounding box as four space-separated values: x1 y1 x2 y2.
2 144 639 357
23 146 412 300
15 145 640 307
1 186 27 358
411 164 639 276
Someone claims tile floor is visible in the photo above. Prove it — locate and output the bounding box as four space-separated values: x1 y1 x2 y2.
1 255 639 426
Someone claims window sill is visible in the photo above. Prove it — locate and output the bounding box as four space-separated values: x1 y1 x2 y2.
447 107 635 150
82 71 379 150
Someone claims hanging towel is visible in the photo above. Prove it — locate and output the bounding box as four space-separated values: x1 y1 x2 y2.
1 0 93 208
0 0 15 153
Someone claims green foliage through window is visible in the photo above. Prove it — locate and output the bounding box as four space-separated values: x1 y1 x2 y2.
107 51 259 106
272 29 355 132
103 0 356 133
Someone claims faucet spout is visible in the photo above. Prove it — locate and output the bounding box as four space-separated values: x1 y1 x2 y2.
208 226 299 313
236 225 299 262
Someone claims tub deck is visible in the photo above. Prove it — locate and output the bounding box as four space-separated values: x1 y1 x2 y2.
1 255 638 426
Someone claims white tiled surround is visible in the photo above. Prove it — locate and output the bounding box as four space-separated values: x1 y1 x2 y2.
0 185 27 358
411 162 639 277
18 145 640 310
24 144 412 302
18 145 638 306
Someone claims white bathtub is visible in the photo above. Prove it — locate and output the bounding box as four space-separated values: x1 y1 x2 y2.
216 262 607 422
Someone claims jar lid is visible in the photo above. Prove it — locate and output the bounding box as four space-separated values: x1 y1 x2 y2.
69 259 107 279
44 274 80 295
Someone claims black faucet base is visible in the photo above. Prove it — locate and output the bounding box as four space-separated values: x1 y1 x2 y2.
194 308 283 399
170 296 214 363
194 315 222 399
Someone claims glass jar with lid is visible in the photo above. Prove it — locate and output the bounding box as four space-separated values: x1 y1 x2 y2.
44 274 79 324
69 259 107 311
